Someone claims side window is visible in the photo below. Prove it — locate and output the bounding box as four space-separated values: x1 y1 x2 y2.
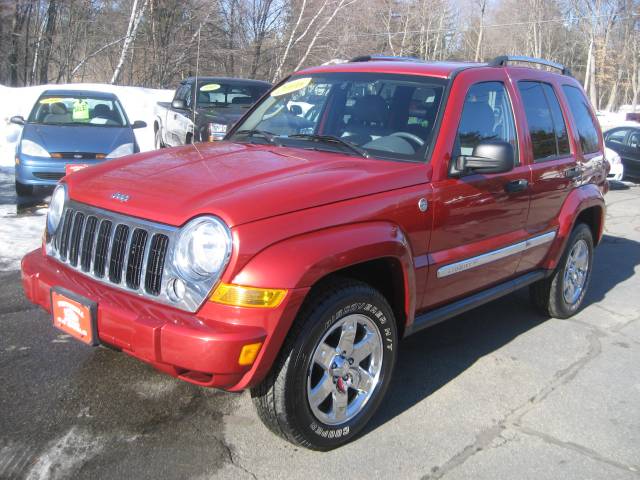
607 129 629 145
518 81 571 162
174 84 188 103
541 84 570 156
562 85 600 154
455 81 518 162
184 84 193 108
629 132 640 149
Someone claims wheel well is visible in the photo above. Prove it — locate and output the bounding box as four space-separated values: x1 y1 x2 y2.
575 206 603 245
313 258 407 338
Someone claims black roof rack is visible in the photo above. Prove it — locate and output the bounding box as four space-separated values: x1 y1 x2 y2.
489 55 572 76
349 54 425 63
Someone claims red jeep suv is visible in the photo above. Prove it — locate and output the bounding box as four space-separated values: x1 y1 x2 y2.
22 55 607 450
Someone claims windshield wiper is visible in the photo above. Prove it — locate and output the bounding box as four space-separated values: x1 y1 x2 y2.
287 134 369 158
234 129 276 143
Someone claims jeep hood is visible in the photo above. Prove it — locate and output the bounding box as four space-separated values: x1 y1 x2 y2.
66 142 430 227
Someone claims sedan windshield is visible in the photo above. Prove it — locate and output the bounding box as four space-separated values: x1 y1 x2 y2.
28 94 128 127
229 72 447 161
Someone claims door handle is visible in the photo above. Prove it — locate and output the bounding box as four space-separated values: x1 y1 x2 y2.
564 166 582 179
505 179 529 193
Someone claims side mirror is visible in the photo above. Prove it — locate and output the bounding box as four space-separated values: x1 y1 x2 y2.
10 116 25 126
171 99 186 110
289 105 303 116
132 120 147 129
456 140 515 175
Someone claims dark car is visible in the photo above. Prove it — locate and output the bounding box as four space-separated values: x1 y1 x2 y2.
604 126 640 178
11 89 146 196
154 77 271 148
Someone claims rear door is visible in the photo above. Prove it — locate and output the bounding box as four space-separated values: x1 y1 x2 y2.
423 69 530 309
560 84 605 185
510 77 577 272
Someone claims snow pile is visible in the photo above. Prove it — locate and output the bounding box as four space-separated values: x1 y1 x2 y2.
0 83 173 167
0 167 47 270
596 110 639 132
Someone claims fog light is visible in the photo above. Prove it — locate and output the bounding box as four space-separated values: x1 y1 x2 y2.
239 342 263 366
167 277 186 302
210 283 287 308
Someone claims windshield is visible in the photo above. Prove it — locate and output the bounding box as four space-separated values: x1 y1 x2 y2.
28 94 128 127
195 82 269 109
229 72 448 161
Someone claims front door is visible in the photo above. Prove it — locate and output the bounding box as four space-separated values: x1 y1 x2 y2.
166 84 190 146
422 70 530 310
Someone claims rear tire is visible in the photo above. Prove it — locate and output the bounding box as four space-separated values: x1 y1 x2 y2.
15 181 34 197
251 278 398 450
530 223 594 318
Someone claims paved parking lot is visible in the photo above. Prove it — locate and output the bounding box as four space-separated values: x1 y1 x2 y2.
1 182 639 479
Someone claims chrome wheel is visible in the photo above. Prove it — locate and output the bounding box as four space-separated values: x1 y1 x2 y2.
306 313 383 426
563 239 590 305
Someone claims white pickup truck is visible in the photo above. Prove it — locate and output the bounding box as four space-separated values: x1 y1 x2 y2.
154 76 271 148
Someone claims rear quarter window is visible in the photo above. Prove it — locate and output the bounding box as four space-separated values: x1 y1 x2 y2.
562 85 600 155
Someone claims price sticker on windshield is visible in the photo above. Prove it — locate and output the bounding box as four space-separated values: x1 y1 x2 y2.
39 97 63 105
270 77 312 97
200 83 221 92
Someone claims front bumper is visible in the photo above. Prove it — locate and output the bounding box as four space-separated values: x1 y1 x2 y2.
21 249 308 390
16 154 104 186
607 162 624 182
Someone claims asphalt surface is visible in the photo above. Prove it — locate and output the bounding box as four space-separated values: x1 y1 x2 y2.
1 182 639 479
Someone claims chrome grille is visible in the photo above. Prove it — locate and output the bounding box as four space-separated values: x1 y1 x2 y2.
46 200 225 312
125 228 148 290
48 201 175 300
145 233 168 295
93 220 113 278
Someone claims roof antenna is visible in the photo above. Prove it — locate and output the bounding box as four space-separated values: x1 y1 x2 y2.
192 26 203 158
193 27 201 131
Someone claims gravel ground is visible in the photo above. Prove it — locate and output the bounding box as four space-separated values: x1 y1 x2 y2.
1 176 639 480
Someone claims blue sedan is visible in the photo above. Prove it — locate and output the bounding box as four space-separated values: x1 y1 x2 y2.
11 89 146 196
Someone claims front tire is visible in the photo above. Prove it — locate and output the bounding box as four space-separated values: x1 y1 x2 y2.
251 279 398 450
530 223 594 318
154 128 164 149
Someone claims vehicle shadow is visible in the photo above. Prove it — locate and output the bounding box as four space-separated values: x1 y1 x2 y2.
364 232 640 433
608 180 630 190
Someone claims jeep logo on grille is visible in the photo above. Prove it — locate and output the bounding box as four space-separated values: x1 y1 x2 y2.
111 192 130 202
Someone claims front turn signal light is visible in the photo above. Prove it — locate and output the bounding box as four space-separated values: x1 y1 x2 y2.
238 342 263 366
210 283 287 308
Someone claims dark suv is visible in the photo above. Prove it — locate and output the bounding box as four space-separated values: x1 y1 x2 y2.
22 55 607 450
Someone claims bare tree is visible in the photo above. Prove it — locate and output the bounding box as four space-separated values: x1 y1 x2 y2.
474 0 486 61
111 0 149 84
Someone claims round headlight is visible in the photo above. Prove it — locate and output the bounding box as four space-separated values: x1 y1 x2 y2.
47 184 66 233
174 216 231 280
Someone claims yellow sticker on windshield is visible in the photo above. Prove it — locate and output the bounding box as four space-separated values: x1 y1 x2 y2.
270 77 312 97
200 83 221 92
72 99 89 121
39 97 63 104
